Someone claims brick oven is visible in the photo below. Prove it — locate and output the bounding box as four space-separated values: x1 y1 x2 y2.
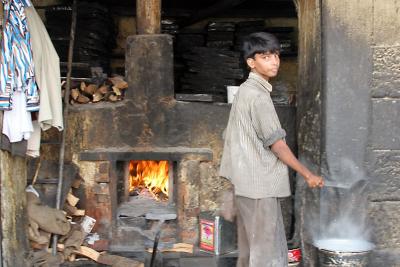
66 34 232 252
64 33 296 254
79 148 213 251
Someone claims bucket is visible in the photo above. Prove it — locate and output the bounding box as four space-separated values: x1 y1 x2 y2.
314 239 374 267
227 86 239 103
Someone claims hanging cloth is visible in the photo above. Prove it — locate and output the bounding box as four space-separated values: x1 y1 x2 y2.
25 6 63 131
25 5 63 157
2 91 33 142
0 0 39 111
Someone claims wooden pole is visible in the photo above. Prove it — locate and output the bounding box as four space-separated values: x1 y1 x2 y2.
52 0 77 255
136 0 161 34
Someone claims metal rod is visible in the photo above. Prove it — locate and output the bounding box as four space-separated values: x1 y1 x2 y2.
150 230 161 267
52 0 77 255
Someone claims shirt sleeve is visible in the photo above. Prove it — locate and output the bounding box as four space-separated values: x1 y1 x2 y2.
250 96 286 148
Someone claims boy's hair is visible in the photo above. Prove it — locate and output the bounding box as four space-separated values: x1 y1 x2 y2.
242 32 280 60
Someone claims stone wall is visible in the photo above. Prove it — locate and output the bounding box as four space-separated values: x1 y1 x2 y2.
295 0 400 265
0 151 29 267
367 0 400 264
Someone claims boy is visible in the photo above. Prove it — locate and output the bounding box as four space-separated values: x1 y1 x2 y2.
219 32 324 267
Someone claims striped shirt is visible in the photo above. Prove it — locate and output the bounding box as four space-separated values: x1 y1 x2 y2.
219 72 290 198
0 0 39 111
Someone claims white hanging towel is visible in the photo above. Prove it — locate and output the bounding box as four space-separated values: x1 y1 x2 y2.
25 6 63 131
2 91 34 142
25 6 64 157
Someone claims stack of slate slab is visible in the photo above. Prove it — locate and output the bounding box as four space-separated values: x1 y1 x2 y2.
45 2 115 77
180 47 245 96
174 29 205 93
161 19 179 36
206 21 235 50
234 20 265 51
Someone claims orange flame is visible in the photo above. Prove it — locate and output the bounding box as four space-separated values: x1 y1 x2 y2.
129 160 169 199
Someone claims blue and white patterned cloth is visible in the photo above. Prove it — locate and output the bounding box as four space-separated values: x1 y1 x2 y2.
0 0 39 111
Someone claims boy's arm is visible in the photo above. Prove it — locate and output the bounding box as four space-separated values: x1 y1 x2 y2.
270 139 324 188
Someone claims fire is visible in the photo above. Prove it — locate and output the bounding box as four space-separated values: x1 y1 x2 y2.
129 160 169 200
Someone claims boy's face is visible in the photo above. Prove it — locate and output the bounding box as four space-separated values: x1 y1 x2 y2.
246 52 280 81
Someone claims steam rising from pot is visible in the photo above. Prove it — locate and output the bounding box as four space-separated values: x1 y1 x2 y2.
310 158 374 251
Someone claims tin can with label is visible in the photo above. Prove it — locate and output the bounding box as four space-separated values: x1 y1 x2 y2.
80 215 96 234
288 247 302 263
199 211 237 255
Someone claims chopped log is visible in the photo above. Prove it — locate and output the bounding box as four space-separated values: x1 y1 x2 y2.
112 86 122 96
147 243 193 254
73 93 90 104
92 91 104 102
64 202 85 216
64 202 78 216
67 192 79 207
97 85 109 94
104 91 119 102
84 84 97 95
80 82 86 91
70 88 80 100
109 76 128 89
73 209 85 216
57 244 100 262
68 254 76 262
98 253 144 267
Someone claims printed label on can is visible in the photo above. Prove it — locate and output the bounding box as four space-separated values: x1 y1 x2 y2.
288 248 302 262
81 215 96 234
199 219 215 251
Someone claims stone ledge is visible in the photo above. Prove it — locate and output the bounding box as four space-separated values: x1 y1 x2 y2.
79 147 213 161
369 248 400 266
369 201 400 249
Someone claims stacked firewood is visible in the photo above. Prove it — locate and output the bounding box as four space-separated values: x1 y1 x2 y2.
68 76 128 104
27 176 144 266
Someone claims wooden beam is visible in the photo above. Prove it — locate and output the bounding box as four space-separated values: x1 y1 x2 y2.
136 0 161 34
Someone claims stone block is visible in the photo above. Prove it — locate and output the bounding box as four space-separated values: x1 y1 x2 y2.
372 46 400 98
370 99 400 149
98 162 109 174
94 173 109 183
96 194 110 203
178 159 200 184
125 34 174 100
93 183 110 195
367 150 400 201
369 248 400 266
373 0 400 46
110 226 145 252
368 201 400 249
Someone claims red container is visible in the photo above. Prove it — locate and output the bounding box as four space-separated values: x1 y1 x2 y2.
288 248 302 262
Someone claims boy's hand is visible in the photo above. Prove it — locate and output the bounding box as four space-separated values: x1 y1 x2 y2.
304 174 324 188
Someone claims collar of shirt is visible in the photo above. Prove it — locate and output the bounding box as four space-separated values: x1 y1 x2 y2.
248 72 273 93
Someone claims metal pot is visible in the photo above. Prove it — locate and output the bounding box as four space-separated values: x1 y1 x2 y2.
317 248 371 267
